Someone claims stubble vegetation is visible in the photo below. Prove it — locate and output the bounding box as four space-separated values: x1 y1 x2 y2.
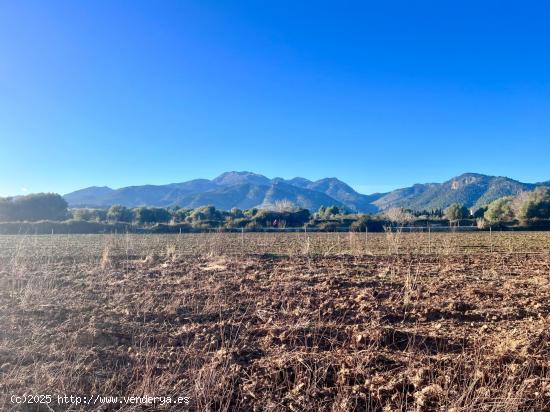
0 232 549 411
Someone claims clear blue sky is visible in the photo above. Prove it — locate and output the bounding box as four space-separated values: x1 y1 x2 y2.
1 0 549 196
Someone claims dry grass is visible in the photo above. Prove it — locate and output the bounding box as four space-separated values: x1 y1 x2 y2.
1 232 550 261
0 233 549 411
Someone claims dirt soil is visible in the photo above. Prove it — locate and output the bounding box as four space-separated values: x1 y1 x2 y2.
1 253 549 411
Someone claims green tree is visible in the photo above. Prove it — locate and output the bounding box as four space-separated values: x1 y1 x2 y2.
0 193 68 222
325 205 340 216
253 209 310 227
171 208 191 223
472 207 487 219
316 205 340 219
484 197 514 224
444 203 469 221
244 208 259 218
133 207 172 224
230 208 244 218
518 187 550 221
187 205 222 222
0 198 14 221
72 208 107 222
107 205 133 222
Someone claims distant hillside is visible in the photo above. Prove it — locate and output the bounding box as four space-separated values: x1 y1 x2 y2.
64 171 548 213
64 186 115 206
374 173 536 211
304 178 382 213
64 172 359 211
212 171 271 187
168 182 346 211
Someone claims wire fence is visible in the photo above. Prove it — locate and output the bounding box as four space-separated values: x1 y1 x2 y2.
1 231 549 263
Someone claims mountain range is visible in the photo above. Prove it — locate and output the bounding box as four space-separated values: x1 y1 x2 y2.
64 172 550 213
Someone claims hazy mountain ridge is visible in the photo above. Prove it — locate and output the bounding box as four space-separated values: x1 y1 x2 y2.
374 173 537 211
212 172 271 187
64 172 548 212
63 172 360 211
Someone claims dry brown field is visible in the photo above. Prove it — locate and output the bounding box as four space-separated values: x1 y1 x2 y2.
1 232 549 411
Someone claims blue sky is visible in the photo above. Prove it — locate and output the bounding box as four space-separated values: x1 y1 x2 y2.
1 1 549 196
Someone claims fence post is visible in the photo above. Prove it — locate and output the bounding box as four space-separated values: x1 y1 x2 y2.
365 225 368 255
241 227 244 252
428 224 431 254
490 226 493 253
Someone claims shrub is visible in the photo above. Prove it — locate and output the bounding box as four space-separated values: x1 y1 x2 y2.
107 205 133 222
149 223 192 233
224 217 250 228
350 218 385 232
316 205 341 219
253 209 310 227
245 221 262 230
187 206 223 223
191 221 219 230
476 218 487 229
71 208 108 222
317 221 339 231
0 193 68 222
444 203 470 221
384 208 415 224
472 207 487 219
244 208 259 218
230 208 244 218
517 187 550 221
133 207 172 224
171 208 191 223
484 197 514 224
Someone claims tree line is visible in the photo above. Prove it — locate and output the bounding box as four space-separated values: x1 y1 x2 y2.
1 188 549 230
0 193 69 222
482 187 550 225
